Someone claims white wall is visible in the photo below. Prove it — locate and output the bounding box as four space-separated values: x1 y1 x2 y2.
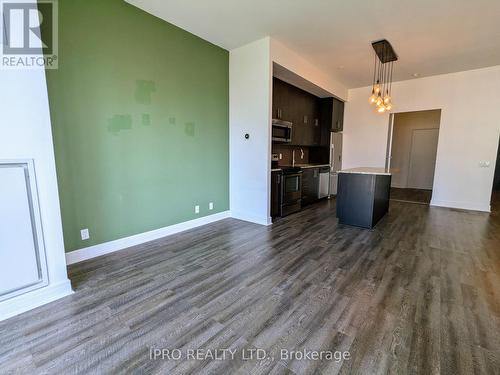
344 65 500 212
229 37 272 224
0 42 72 320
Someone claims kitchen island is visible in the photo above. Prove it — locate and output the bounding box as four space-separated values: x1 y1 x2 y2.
336 167 391 228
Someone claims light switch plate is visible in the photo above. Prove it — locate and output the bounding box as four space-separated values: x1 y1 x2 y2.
195 205 200 214
209 202 214 210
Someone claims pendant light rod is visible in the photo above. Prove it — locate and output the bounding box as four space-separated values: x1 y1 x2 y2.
382 59 386 96
377 60 382 83
389 61 393 96
380 61 384 96
372 50 377 91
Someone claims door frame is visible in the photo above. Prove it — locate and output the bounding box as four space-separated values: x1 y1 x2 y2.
385 109 442 194
385 114 395 170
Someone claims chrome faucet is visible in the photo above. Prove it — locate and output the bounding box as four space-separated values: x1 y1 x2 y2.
292 148 304 167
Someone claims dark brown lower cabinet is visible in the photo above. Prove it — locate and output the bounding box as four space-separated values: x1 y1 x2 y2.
301 168 319 205
336 172 391 228
271 170 282 218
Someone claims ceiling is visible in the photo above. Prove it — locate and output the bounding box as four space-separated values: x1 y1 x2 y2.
126 0 500 88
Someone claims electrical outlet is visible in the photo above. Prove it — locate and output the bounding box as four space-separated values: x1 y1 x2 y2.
279 153 282 160
209 202 214 210
479 161 491 168
195 205 200 214
80 228 90 240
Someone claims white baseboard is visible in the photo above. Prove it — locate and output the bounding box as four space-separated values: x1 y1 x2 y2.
430 199 491 213
66 211 231 265
0 279 73 322
230 211 272 226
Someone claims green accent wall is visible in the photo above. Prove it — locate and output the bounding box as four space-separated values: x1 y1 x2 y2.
45 0 229 252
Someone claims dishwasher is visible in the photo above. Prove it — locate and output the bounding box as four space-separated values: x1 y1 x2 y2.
318 166 330 199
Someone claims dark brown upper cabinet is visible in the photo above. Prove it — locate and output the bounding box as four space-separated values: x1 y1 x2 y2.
320 97 344 133
272 78 291 121
273 78 321 147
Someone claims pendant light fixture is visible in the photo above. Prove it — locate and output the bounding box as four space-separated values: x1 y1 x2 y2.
368 40 397 113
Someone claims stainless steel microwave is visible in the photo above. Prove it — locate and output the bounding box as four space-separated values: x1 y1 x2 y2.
272 119 292 143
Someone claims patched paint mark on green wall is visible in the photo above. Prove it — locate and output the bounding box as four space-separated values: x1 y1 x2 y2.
141 114 151 126
45 0 229 252
134 80 156 104
185 122 195 137
108 114 132 134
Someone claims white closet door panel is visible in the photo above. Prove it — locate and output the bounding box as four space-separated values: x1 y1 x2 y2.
0 162 47 299
407 129 439 190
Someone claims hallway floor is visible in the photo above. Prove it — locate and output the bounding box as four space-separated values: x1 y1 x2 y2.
390 187 432 204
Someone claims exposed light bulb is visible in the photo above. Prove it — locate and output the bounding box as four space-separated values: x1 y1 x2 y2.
367 43 396 112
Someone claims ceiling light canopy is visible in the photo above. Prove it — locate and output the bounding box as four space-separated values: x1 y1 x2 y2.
368 39 397 113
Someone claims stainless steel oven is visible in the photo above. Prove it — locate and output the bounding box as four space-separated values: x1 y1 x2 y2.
281 168 302 216
272 119 292 143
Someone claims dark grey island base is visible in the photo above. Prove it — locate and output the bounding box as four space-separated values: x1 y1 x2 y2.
336 168 391 229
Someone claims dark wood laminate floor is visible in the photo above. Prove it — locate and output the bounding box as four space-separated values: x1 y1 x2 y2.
1 198 500 375
390 187 433 205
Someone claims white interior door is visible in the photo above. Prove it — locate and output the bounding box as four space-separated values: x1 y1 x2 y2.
0 161 48 301
407 129 439 190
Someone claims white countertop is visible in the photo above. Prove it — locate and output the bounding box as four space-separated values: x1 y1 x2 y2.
297 164 330 169
271 164 330 171
338 167 391 175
